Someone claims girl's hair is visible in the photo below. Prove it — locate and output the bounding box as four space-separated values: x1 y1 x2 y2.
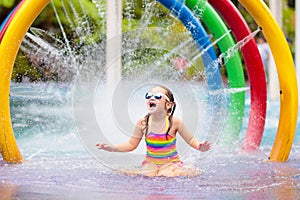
143 85 176 139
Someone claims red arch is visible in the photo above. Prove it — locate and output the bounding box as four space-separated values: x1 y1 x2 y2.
209 0 267 151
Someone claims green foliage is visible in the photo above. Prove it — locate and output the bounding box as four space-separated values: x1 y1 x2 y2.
0 0 16 8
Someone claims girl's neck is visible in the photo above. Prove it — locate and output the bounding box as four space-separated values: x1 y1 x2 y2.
149 114 168 134
150 112 168 122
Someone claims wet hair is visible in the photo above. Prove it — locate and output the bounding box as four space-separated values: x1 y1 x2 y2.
143 85 176 140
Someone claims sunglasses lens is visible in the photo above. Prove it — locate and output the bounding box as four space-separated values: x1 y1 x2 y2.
145 92 152 99
154 94 162 99
145 92 168 101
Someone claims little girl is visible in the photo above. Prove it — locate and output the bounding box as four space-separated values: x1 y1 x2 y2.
96 85 211 177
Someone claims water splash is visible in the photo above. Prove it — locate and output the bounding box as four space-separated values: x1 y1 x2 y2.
189 29 232 62
30 27 65 48
144 36 195 77
188 0 208 19
208 87 251 95
122 1 162 70
124 0 136 21
221 27 261 64
200 27 261 79
50 1 73 57
20 1 108 81
60 0 93 38
22 31 62 56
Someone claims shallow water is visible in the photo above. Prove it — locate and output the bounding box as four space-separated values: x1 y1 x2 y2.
1 82 300 199
1 152 300 199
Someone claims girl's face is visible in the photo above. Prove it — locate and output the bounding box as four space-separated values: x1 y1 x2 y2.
146 86 172 114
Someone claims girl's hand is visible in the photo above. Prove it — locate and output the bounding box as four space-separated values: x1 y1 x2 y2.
198 141 211 152
96 143 115 152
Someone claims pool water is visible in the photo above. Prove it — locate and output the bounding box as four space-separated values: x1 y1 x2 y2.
0 82 299 199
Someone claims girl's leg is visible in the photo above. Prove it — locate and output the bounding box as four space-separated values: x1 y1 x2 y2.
173 166 201 177
158 163 200 177
141 162 159 177
157 163 180 177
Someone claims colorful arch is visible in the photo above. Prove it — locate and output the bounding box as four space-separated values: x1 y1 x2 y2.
185 0 246 146
238 0 298 161
0 0 51 162
159 0 246 145
0 0 297 162
207 0 267 151
0 0 25 43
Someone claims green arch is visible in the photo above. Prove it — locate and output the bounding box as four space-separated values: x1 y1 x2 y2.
187 0 245 142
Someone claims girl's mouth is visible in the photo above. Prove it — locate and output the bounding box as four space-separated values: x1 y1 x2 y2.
149 102 157 108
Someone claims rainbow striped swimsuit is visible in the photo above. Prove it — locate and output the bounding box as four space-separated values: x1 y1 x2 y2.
145 132 181 165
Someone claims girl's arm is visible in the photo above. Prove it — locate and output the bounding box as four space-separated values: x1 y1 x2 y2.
175 117 211 152
96 119 144 152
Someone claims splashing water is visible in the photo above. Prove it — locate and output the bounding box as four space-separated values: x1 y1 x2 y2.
50 1 73 57
200 27 261 81
190 0 208 19
221 27 262 64
208 86 251 95
189 29 232 63
16 0 264 160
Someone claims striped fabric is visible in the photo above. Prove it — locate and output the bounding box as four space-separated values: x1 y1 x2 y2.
145 132 180 165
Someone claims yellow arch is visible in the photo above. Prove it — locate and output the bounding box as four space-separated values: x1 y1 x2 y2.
238 0 298 161
0 0 50 162
0 0 297 162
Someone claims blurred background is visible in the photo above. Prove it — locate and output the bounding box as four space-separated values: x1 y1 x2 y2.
0 0 296 83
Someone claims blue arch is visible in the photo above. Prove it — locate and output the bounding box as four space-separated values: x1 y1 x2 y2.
0 7 16 33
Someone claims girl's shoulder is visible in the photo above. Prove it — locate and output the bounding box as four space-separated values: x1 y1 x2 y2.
171 116 182 126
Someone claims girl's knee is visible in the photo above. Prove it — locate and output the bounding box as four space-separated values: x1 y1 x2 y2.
157 163 177 177
142 163 159 177
158 163 200 177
